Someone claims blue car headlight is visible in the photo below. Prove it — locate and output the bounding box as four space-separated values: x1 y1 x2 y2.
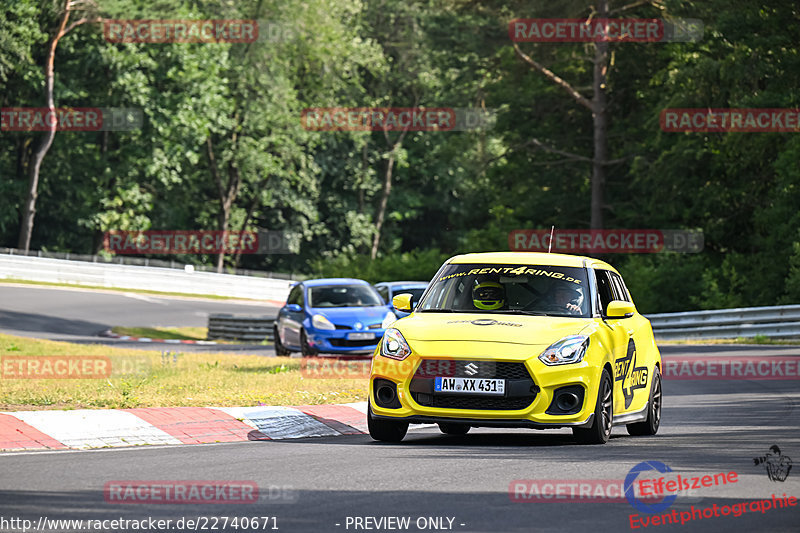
381 311 397 329
539 335 590 366
380 328 412 360
311 314 336 331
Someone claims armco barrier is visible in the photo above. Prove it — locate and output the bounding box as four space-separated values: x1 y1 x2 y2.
0 254 292 301
208 314 275 342
647 304 800 340
0 246 300 280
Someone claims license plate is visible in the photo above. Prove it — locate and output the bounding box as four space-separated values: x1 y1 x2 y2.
434 377 505 396
347 332 375 340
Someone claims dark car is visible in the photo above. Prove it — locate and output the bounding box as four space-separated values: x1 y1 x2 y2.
374 281 429 318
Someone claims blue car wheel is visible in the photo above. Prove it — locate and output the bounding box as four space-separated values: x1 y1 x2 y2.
300 329 317 357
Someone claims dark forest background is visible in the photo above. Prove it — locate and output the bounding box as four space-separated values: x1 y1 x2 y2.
2 0 799 313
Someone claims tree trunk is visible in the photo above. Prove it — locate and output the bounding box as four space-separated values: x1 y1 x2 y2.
370 151 396 260
512 0 615 230
370 127 409 260
591 0 610 230
207 136 241 273
17 4 71 251
231 175 269 270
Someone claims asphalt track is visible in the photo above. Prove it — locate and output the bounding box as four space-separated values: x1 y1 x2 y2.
1 285 799 532
1 369 799 533
0 284 281 355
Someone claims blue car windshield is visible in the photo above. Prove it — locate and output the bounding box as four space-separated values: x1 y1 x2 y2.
308 285 384 307
417 263 591 318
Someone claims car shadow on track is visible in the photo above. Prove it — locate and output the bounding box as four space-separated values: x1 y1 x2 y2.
267 429 597 448
0 309 108 337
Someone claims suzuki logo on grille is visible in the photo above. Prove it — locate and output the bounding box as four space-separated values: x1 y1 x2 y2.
464 363 479 376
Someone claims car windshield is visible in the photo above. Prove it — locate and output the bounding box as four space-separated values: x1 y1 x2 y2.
308 285 384 307
417 263 591 318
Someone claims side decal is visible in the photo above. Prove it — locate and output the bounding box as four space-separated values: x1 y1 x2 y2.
614 338 649 409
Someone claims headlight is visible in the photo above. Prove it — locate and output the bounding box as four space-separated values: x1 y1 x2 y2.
381 311 397 329
380 328 412 360
311 314 335 330
539 335 590 366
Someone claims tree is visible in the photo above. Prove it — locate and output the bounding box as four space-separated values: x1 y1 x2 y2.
17 0 101 251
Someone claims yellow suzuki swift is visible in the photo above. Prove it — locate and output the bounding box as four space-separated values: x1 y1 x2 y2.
368 252 662 445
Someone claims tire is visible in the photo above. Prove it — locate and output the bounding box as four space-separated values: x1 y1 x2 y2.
438 423 470 435
367 402 408 442
300 329 317 357
573 369 613 445
627 365 662 436
273 326 291 357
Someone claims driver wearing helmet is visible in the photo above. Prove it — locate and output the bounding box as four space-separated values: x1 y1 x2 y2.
548 283 582 315
473 281 506 310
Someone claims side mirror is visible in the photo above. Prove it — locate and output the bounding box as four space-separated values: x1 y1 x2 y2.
392 293 413 312
286 303 302 312
606 300 635 319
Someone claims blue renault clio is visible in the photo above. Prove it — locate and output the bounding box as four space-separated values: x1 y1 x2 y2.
274 278 397 356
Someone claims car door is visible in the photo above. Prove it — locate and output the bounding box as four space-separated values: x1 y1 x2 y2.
609 271 653 415
280 284 305 347
592 268 635 416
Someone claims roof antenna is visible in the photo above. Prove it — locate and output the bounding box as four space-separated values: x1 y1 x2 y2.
548 225 555 253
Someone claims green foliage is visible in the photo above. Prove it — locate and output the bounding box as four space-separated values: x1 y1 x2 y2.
781 237 800 304
1 0 799 312
309 248 449 283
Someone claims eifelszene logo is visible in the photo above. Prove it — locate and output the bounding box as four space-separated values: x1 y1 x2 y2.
614 339 648 409
625 461 677 513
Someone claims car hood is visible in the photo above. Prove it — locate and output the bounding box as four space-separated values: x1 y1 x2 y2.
310 306 389 325
395 312 593 347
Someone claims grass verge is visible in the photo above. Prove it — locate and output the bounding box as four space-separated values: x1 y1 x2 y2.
0 333 367 410
110 326 209 341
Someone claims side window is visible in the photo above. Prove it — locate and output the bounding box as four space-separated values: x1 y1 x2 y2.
609 272 631 303
287 285 304 306
594 270 616 312
376 286 389 303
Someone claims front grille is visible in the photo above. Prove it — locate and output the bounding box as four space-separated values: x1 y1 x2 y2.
413 360 531 379
329 338 379 347
410 359 537 411
414 394 534 410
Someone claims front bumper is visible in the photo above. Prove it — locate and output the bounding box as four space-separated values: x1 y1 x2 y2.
370 411 596 429
369 350 603 427
307 328 385 354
